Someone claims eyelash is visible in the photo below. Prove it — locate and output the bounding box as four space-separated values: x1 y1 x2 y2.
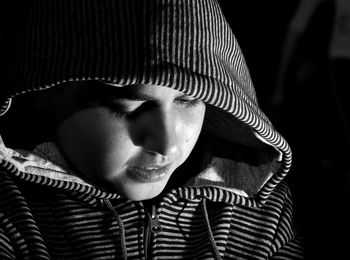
105 104 134 118
175 98 201 107
105 98 201 118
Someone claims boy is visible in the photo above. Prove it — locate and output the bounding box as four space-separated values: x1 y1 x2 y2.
0 0 304 259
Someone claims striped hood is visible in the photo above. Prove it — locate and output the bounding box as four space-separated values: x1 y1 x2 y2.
0 0 291 206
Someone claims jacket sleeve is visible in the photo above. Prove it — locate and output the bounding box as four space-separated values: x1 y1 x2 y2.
0 169 49 259
268 182 305 259
271 237 304 259
0 224 16 260
0 169 17 260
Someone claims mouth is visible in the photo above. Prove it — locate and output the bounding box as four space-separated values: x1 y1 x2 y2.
127 164 172 183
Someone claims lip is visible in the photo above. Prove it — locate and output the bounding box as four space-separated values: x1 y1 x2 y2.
127 164 172 183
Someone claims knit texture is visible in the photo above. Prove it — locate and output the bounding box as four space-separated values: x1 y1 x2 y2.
0 159 304 259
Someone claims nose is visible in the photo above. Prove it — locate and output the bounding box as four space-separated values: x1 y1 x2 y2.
134 108 180 158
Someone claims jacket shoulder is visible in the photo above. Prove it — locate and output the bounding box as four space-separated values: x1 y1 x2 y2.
0 168 50 259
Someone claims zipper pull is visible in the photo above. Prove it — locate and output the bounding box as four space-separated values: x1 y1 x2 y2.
149 205 162 234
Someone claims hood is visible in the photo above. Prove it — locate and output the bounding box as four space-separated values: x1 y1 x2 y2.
0 0 291 205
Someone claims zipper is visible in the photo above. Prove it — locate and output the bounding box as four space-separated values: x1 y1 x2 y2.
144 205 162 260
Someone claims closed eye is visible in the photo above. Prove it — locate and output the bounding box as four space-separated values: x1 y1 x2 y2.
174 97 201 107
104 100 146 115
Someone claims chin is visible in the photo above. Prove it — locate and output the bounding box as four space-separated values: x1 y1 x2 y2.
122 189 163 201
118 181 168 201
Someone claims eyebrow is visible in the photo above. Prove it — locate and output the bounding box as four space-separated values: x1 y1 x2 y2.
94 84 153 101
115 89 156 101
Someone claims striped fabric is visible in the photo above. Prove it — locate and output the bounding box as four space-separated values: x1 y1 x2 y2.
0 158 303 259
0 0 304 259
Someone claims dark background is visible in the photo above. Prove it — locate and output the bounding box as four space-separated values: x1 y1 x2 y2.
219 1 349 259
1 1 349 259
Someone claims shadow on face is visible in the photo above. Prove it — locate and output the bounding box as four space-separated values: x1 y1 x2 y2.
3 81 206 200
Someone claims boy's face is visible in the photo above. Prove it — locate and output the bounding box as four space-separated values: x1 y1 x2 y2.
53 83 205 201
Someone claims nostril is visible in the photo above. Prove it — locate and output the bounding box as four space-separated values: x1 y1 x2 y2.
147 139 179 158
145 150 173 165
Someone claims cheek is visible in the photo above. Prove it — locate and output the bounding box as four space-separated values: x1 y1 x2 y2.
177 105 206 154
56 108 134 179
85 115 134 175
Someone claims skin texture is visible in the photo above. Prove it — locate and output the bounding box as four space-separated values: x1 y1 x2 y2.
51 83 206 201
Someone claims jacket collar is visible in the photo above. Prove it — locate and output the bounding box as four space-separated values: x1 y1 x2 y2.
0 138 279 206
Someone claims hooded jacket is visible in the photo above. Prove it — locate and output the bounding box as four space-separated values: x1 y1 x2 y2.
0 0 304 259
